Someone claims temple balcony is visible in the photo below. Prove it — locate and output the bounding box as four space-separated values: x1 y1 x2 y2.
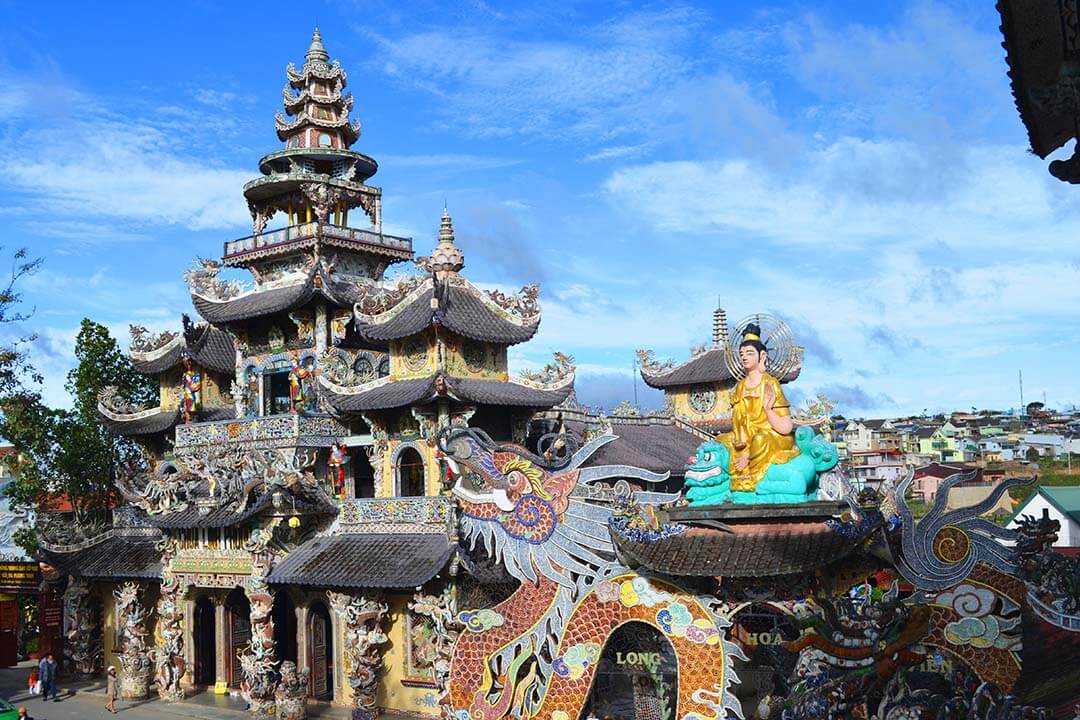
335 495 454 534
222 222 413 266
174 412 352 450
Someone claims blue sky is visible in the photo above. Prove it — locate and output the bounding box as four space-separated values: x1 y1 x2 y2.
3 0 1079 416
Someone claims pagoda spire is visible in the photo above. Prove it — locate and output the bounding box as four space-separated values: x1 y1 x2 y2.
305 26 329 64
277 28 360 149
417 207 465 279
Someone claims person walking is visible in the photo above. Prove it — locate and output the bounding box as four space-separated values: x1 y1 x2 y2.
105 666 118 714
37 653 58 701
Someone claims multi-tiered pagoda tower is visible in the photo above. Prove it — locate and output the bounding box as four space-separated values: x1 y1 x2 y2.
43 28 574 718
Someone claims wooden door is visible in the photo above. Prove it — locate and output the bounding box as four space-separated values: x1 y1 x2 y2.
228 604 251 688
0 600 17 667
310 613 328 699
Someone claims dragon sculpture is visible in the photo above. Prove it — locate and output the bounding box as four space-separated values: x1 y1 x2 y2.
438 427 745 720
114 582 154 699
329 591 390 718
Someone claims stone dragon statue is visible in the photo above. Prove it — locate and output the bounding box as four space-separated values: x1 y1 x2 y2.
437 426 745 720
114 582 154 699
329 592 389 718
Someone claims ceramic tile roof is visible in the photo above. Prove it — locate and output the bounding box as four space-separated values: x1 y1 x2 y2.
997 0 1077 159
609 515 876 578
641 347 802 389
566 418 702 477
100 408 181 437
321 374 573 414
130 318 236 376
145 486 337 529
267 532 452 589
356 281 539 346
38 533 163 581
194 274 317 324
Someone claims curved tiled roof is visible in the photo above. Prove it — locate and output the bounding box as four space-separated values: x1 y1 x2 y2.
193 266 383 325
565 418 703 477
100 408 181 437
610 507 879 578
320 373 574 414
193 273 317 324
99 406 235 438
38 531 163 581
355 279 540 346
268 532 452 589
997 0 1076 159
130 317 235 376
641 347 802 389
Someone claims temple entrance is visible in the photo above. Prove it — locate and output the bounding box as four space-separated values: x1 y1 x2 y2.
352 449 375 498
307 601 333 700
582 621 677 720
273 592 298 664
225 589 251 688
193 596 216 686
396 447 425 497
729 604 801 717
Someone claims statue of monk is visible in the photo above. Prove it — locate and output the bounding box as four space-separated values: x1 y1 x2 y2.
723 323 800 491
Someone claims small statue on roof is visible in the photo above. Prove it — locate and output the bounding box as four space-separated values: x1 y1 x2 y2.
180 355 202 424
328 442 350 498
684 318 838 505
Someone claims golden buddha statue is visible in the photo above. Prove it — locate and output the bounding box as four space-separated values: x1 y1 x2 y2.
722 323 800 491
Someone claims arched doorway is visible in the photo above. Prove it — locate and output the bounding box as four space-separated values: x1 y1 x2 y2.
225 589 251 688
583 621 677 720
273 592 297 664
396 446 425 497
193 597 216 686
307 601 333 700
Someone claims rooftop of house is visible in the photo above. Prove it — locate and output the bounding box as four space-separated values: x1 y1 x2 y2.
1008 486 1080 527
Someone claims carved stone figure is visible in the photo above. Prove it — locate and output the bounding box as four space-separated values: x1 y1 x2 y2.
329 592 389 715
275 660 310 720
239 556 278 718
114 583 154 698
408 588 461 713
154 540 186 701
63 577 101 679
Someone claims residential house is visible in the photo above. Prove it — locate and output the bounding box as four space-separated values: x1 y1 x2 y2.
1006 486 1080 547
918 426 977 463
1019 434 1065 459
846 449 909 490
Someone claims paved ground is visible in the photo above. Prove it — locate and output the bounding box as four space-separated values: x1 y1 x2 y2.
0 661 361 720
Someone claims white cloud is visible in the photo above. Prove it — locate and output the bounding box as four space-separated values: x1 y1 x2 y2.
603 138 1080 253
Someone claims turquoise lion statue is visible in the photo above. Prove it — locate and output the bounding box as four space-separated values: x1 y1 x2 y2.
683 426 839 505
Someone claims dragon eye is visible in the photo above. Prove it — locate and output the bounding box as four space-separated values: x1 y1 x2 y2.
703 452 712 462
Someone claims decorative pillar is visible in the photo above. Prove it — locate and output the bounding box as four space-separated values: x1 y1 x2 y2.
154 540 186 701
328 591 389 719
114 583 153 699
239 554 277 718
407 587 461 712
181 596 195 687
295 603 311 678
62 576 100 679
314 302 328 357
213 594 229 687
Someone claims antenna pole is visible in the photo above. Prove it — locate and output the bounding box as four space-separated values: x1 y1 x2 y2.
633 356 639 408
1019 369 1024 415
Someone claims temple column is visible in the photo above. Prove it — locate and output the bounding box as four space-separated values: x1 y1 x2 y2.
213 593 229 688
181 596 196 687
328 592 388 715
314 302 328 356
295 602 311 680
240 555 277 718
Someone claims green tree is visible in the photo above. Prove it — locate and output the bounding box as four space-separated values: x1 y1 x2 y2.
1026 447 1041 463
2 318 155 553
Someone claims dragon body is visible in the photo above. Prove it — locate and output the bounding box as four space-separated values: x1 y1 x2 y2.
440 428 746 720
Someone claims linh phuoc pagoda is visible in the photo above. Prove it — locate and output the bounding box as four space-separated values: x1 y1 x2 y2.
37 27 1080 720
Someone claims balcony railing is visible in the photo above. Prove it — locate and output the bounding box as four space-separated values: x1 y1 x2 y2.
336 496 453 532
223 222 412 260
174 413 350 449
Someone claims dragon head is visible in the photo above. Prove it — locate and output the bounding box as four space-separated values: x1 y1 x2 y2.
683 441 732 504
438 426 672 589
